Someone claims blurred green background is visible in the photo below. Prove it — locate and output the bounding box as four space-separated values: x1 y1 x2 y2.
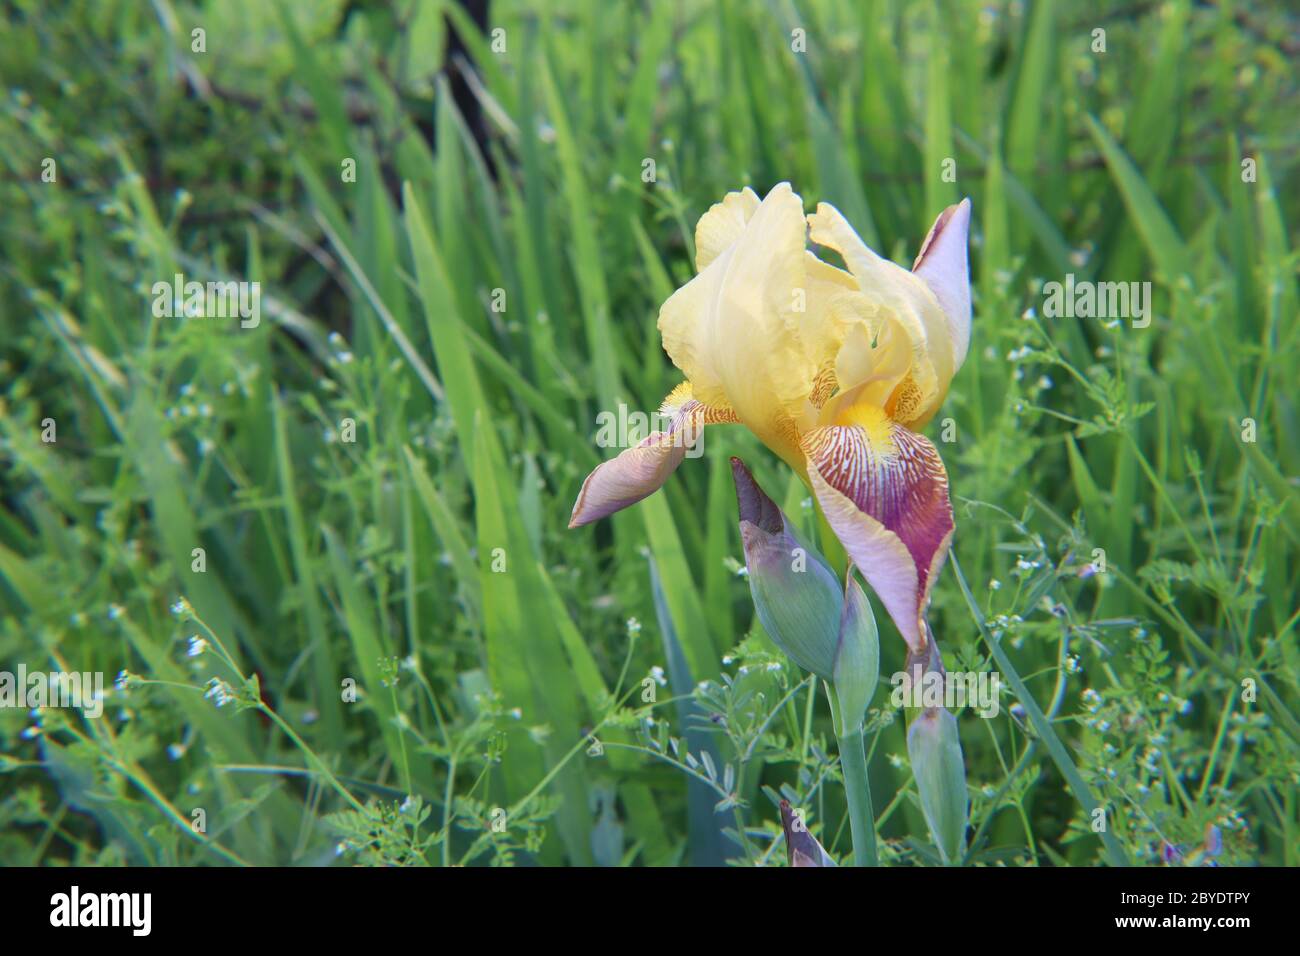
1 0 1297 866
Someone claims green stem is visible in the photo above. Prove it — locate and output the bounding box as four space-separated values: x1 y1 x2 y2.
836 722 878 867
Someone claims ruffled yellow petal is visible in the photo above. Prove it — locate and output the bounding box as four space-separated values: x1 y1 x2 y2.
806 289 916 431
807 202 952 428
658 183 815 471
694 187 761 271
795 254 858 372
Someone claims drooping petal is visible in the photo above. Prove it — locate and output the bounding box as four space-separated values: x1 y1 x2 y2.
803 405 955 654
658 183 815 471
568 384 737 528
912 198 972 373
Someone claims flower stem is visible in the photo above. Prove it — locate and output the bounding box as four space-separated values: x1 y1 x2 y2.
835 721 878 867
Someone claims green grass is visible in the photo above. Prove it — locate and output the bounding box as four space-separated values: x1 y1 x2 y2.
1 0 1297 866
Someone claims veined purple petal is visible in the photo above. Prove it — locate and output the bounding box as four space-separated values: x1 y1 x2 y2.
804 418 954 654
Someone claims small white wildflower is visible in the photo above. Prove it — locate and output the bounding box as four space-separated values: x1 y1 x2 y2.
988 578 1002 591
187 635 208 658
625 617 642 636
107 603 124 621
649 665 667 687
204 678 235 708
167 743 186 760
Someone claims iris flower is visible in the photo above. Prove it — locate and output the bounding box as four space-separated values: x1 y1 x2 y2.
569 183 971 658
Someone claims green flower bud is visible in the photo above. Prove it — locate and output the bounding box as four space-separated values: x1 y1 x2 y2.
732 457 841 680
832 570 879 735
907 704 968 864
732 458 880 735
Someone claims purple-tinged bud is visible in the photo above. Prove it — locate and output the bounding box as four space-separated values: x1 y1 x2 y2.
780 799 835 867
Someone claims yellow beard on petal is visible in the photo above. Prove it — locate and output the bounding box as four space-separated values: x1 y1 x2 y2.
830 401 895 456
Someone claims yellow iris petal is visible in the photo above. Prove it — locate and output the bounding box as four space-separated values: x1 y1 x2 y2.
658 182 815 471
693 186 761 271
574 184 973 665
807 202 954 428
